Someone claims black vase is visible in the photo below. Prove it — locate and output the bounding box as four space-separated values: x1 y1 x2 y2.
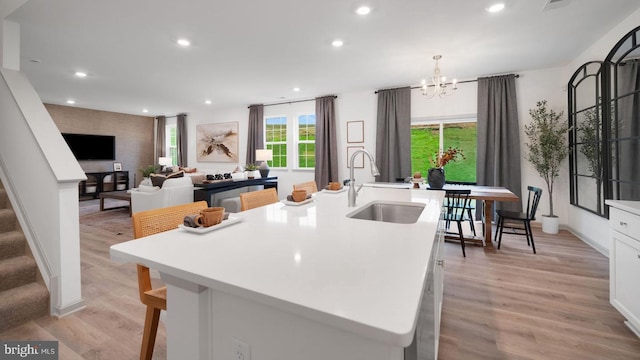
428 167 445 189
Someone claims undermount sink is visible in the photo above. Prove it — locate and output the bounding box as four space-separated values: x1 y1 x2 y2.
346 201 426 224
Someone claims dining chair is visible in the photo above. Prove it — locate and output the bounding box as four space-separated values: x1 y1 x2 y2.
494 186 543 254
443 189 472 257
131 201 208 360
240 187 279 211
293 181 318 194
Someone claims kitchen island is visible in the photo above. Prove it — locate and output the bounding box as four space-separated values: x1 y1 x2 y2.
110 187 445 360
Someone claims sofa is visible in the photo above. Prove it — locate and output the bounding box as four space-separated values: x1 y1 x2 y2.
131 176 194 214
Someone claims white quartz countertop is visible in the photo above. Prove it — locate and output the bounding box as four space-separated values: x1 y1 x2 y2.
605 200 640 216
110 187 444 346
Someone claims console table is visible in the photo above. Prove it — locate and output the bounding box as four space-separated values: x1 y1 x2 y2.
79 171 129 200
194 177 278 207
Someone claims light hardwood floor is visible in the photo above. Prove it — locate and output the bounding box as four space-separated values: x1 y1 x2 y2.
1 199 639 359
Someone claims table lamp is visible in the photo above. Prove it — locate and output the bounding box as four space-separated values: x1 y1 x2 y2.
256 149 273 178
159 157 173 172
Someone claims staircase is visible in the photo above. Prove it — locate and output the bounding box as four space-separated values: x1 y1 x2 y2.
0 179 49 333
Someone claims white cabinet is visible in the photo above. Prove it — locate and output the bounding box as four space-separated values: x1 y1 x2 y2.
607 200 640 338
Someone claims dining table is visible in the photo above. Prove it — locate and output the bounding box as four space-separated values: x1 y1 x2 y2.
363 183 520 248
454 185 521 247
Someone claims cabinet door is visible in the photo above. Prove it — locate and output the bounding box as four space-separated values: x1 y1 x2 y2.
611 231 640 329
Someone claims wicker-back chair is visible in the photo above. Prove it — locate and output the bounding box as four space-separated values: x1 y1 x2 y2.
293 181 318 194
239 188 278 211
131 201 208 360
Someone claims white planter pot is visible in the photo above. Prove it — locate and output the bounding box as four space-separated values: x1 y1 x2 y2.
541 215 559 234
245 170 260 179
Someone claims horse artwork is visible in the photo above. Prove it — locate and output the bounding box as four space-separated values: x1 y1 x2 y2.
196 122 239 162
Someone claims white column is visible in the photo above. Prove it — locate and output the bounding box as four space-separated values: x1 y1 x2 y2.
1 0 28 71
55 183 85 316
1 19 19 71
162 274 212 360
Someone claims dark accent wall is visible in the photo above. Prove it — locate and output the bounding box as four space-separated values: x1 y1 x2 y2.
45 104 154 187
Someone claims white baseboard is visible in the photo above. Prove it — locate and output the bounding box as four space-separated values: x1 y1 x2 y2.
54 299 86 318
567 227 609 257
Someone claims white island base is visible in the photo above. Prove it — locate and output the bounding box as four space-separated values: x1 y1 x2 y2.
111 188 444 360
165 274 407 360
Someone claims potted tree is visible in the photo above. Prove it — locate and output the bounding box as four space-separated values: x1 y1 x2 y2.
524 100 569 234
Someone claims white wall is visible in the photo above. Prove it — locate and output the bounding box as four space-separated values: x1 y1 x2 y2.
187 92 380 198
186 68 568 218
562 7 640 255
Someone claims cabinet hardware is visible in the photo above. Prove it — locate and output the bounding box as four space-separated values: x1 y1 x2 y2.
620 221 627 226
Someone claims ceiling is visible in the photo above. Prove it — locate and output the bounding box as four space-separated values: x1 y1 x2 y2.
7 0 640 117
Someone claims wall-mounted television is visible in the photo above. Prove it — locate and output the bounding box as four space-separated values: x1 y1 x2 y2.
62 133 115 160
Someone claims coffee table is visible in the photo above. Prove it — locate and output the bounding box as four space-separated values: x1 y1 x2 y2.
99 190 132 216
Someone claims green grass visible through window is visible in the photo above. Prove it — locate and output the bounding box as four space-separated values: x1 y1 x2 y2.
411 122 476 183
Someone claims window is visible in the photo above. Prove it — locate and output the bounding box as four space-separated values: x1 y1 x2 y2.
165 121 177 165
296 114 316 169
265 116 287 168
411 118 477 183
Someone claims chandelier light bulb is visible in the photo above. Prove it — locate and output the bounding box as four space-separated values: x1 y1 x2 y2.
421 55 458 99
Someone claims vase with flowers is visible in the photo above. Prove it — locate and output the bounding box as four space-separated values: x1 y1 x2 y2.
428 147 465 189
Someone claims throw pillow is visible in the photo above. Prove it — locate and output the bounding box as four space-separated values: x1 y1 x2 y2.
166 170 185 179
149 174 167 187
180 167 197 173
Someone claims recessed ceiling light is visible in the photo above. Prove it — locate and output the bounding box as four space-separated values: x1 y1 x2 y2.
356 6 371 15
75 71 87 78
142 109 149 113
177 38 190 46
66 99 75 104
293 87 301 92
204 100 212 104
486 3 505 12
332 39 344 47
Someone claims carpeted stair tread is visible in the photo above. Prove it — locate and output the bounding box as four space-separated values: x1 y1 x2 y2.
0 231 26 260
0 208 16 232
0 188 7 208
0 282 49 333
0 256 36 292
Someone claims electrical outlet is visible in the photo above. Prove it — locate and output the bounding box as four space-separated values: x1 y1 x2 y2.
232 338 251 360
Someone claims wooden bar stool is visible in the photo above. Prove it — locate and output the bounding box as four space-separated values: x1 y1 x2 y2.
131 201 209 360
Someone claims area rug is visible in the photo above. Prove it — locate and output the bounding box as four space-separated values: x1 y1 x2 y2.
79 199 133 238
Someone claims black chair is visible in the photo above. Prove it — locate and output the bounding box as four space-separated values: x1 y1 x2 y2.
443 189 472 257
494 186 543 254
445 182 477 236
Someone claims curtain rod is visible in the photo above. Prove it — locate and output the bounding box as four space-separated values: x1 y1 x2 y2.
155 113 187 119
374 74 520 94
248 95 338 108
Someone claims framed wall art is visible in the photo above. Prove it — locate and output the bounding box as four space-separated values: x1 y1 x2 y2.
196 122 239 162
347 146 364 168
347 120 364 143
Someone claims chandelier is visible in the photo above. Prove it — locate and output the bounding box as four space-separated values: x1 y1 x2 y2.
421 55 458 98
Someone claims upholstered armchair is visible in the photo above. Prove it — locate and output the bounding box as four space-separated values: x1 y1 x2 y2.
131 176 194 214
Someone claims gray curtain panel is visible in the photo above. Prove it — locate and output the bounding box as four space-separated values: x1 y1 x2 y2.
246 104 264 164
375 87 411 182
477 74 522 215
315 96 339 189
176 113 187 166
616 59 640 200
155 115 166 160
